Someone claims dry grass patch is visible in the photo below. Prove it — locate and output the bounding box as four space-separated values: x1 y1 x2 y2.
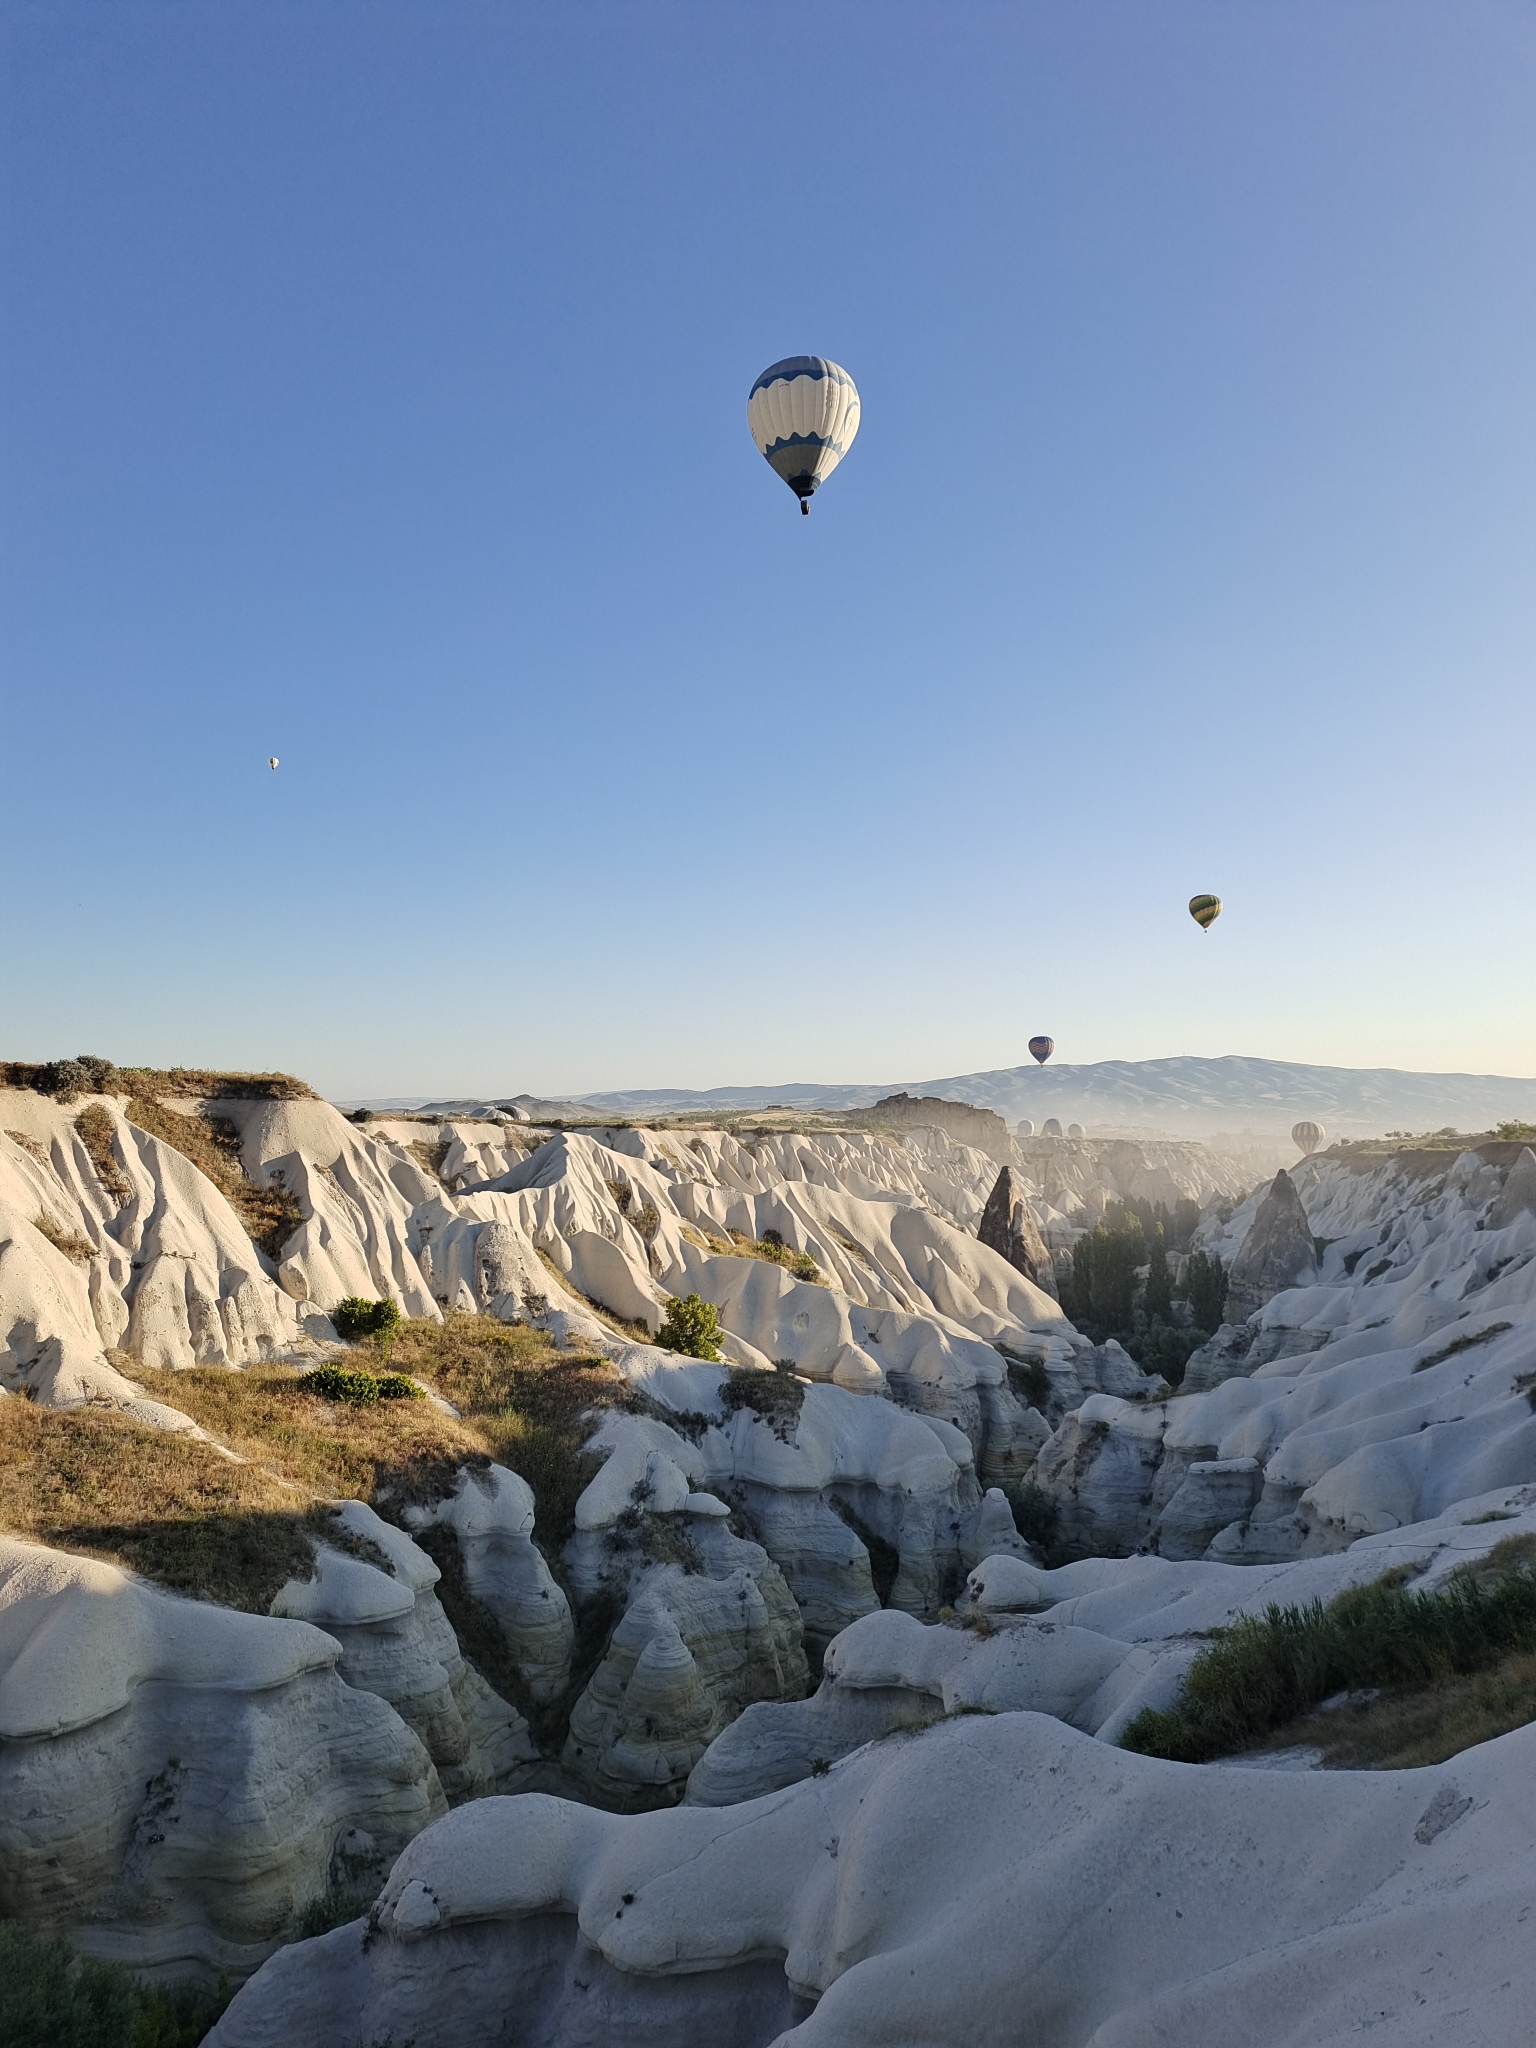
123 1095 303 1259
31 1211 94 1264
0 1398 335 1611
680 1225 823 1284
386 1315 632 1550
136 1363 487 1513
74 1103 131 1204
1256 1651 1536 1769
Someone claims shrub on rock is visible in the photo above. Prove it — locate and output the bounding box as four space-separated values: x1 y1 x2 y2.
331 1297 402 1342
656 1292 724 1360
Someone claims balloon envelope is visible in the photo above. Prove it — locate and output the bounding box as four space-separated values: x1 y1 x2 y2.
1041 1118 1063 1138
1188 894 1222 930
268 757 279 770
1292 1120 1326 1155
1017 1119 1035 1138
1028 1036 1054 1065
748 357 860 509
1067 1122 1084 1139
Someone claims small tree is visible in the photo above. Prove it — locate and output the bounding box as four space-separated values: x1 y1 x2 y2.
657 1292 724 1360
1181 1251 1228 1334
1144 1226 1172 1321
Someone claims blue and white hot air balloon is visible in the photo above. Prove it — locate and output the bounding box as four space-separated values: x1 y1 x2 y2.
747 356 860 513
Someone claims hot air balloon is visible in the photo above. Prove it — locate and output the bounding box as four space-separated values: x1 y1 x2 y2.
1292 1120 1325 1156
1017 1119 1035 1138
747 357 860 513
1188 894 1222 931
1041 1117 1063 1138
1028 1036 1054 1066
268 757 279 770
1067 1122 1085 1139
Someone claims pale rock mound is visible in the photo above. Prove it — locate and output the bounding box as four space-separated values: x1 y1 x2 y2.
685 1487 1536 1797
208 1706 1536 2048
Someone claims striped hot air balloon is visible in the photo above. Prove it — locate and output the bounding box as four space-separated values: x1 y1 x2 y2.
1188 894 1222 931
747 357 860 513
1292 1120 1325 1155
1028 1036 1054 1065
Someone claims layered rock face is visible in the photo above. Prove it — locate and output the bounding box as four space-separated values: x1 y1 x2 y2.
975 1164 1058 1297
0 1537 443 1980
868 1092 1015 1163
1223 1166 1318 1323
269 1504 538 1804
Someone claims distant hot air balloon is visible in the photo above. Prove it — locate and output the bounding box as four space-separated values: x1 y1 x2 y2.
1017 1119 1036 1138
747 357 860 513
1067 1122 1084 1139
1041 1117 1063 1138
1188 894 1222 931
268 757 279 770
1028 1036 1054 1065
1292 1120 1326 1156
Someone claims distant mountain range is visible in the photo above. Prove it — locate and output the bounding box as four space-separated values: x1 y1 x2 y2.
359 1056 1536 1139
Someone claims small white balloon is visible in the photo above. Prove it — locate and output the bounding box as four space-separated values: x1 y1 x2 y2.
268 757 279 770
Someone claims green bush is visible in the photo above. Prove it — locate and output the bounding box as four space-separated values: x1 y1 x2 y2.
656 1292 724 1360
331 1297 402 1342
1121 1547 1536 1763
0 1921 227 2048
300 1364 421 1406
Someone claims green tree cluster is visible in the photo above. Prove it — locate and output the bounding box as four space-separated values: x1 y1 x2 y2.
1058 1214 1227 1387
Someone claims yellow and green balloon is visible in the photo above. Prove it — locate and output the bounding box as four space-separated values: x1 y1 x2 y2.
1188 894 1222 931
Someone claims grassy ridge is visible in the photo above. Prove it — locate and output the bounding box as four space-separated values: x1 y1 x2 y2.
1122 1537 1536 1766
0 1320 626 1611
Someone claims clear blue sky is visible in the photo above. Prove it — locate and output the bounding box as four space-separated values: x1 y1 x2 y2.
3 2 1533 1100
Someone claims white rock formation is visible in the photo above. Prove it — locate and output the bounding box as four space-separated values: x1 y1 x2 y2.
1026 1145 1536 1562
270 1504 537 1802
400 1465 575 1703
208 1701 1536 2048
0 1095 328 1415
685 1485 1536 1797
0 1535 442 1979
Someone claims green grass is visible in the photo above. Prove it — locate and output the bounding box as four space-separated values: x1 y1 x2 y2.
1121 1538 1536 1764
0 1921 227 2048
